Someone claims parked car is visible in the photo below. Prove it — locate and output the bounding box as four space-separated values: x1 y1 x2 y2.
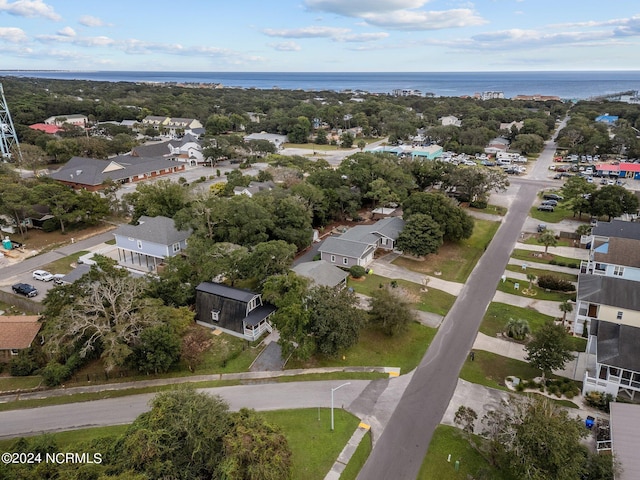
543 193 564 201
537 224 547 233
12 283 38 297
541 200 558 206
32 270 54 282
537 204 555 212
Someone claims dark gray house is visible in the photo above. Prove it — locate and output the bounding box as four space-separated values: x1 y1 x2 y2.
195 282 276 341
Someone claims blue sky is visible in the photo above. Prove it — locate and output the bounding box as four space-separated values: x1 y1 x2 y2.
1 0 639 72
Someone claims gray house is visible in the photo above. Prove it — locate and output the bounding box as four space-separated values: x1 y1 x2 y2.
318 217 405 268
112 216 191 271
195 282 276 341
291 260 349 288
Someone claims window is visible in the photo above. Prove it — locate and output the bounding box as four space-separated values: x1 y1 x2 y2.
343 257 348 265
172 242 181 253
614 266 624 277
10 349 19 356
330 255 336 263
617 311 623 321
137 240 143 249
211 310 220 322
248 297 257 312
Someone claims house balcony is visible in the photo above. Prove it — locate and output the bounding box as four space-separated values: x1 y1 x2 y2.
243 320 273 342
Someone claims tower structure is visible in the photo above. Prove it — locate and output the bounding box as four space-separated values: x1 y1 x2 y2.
0 83 22 163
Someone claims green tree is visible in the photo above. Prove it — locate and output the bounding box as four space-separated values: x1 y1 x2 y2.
402 192 474 241
537 231 557 253
396 213 444 257
368 287 417 336
31 181 79 233
180 325 214 372
562 176 597 218
340 132 354 148
16 143 49 174
119 387 232 479
220 408 293 480
130 325 181 374
511 133 544 155
242 240 297 284
524 321 575 381
314 128 328 145
482 396 589 480
307 286 366 357
559 300 573 326
454 405 478 436
123 179 192 222
448 165 509 203
590 184 639 220
357 139 366 151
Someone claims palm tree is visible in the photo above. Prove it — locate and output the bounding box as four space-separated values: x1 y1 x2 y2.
559 300 573 326
505 318 531 341
537 231 558 254
527 273 537 291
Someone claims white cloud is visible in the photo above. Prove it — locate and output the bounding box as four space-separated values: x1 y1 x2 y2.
57 26 75 37
0 26 27 42
79 15 106 27
363 9 487 30
305 0 428 17
0 0 60 21
263 26 350 38
269 41 302 51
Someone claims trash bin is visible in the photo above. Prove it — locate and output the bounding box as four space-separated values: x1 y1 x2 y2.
2 237 12 250
585 416 595 429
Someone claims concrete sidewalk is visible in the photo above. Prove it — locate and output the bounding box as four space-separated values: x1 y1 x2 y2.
492 290 563 317
515 241 589 260
369 259 464 296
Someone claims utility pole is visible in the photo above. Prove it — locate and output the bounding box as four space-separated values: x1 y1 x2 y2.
0 82 23 165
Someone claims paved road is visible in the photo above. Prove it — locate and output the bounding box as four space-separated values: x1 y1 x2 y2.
357 119 567 480
0 380 369 439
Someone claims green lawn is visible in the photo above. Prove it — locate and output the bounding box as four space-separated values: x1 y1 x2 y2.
420 425 515 480
468 204 507 216
0 375 43 392
529 204 574 223
39 251 89 275
505 264 577 282
522 236 572 247
393 219 500 283
480 302 555 338
348 274 455 316
496 277 576 302
0 408 361 480
459 350 551 391
511 249 582 267
341 430 372 480
287 322 436 374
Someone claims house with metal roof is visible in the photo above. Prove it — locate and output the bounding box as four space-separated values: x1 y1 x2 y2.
291 260 349 289
195 282 276 341
112 215 191 272
48 156 185 191
318 217 405 268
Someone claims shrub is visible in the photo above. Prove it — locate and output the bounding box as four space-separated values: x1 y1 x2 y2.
549 259 557 265
568 262 578 269
585 391 615 412
470 200 488 209
515 382 525 392
312 253 321 261
537 274 576 292
41 361 71 387
556 262 567 267
505 318 530 341
9 352 40 376
349 265 366 278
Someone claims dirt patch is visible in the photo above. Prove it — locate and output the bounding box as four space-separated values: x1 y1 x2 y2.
395 286 421 304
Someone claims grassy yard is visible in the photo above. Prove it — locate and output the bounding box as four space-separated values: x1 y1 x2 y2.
420 425 515 480
480 302 555 338
39 251 89 275
348 274 455 316
392 219 500 283
341 431 372 480
511 248 582 267
459 350 552 391
505 264 577 282
529 204 574 223
496 277 576 302
522 236 572 247
0 375 43 392
0 409 360 480
287 322 436 374
468 204 507 216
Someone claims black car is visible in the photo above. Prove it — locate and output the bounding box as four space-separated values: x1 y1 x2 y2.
12 283 38 297
543 193 564 201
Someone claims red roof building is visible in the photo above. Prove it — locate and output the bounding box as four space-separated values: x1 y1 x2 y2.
29 123 61 134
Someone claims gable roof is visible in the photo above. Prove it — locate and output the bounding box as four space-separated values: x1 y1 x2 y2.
594 236 640 268
319 236 376 259
292 260 349 288
577 274 640 311
0 316 42 350
371 217 405 239
195 282 258 303
113 216 191 245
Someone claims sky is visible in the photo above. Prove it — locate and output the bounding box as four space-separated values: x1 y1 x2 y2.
0 0 639 72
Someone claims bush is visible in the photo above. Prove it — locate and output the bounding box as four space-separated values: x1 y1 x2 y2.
9 352 40 376
349 265 366 278
312 253 321 261
568 262 578 269
585 391 615 412
537 274 576 292
41 361 71 387
470 200 488 209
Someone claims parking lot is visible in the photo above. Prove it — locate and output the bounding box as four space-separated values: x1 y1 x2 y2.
1 269 62 303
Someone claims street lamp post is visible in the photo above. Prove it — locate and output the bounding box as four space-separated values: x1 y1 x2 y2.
331 382 351 431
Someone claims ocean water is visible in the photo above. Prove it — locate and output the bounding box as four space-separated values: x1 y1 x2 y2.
2 70 639 100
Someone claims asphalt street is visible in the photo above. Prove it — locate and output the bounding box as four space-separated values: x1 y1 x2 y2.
0 380 369 439
356 119 567 480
